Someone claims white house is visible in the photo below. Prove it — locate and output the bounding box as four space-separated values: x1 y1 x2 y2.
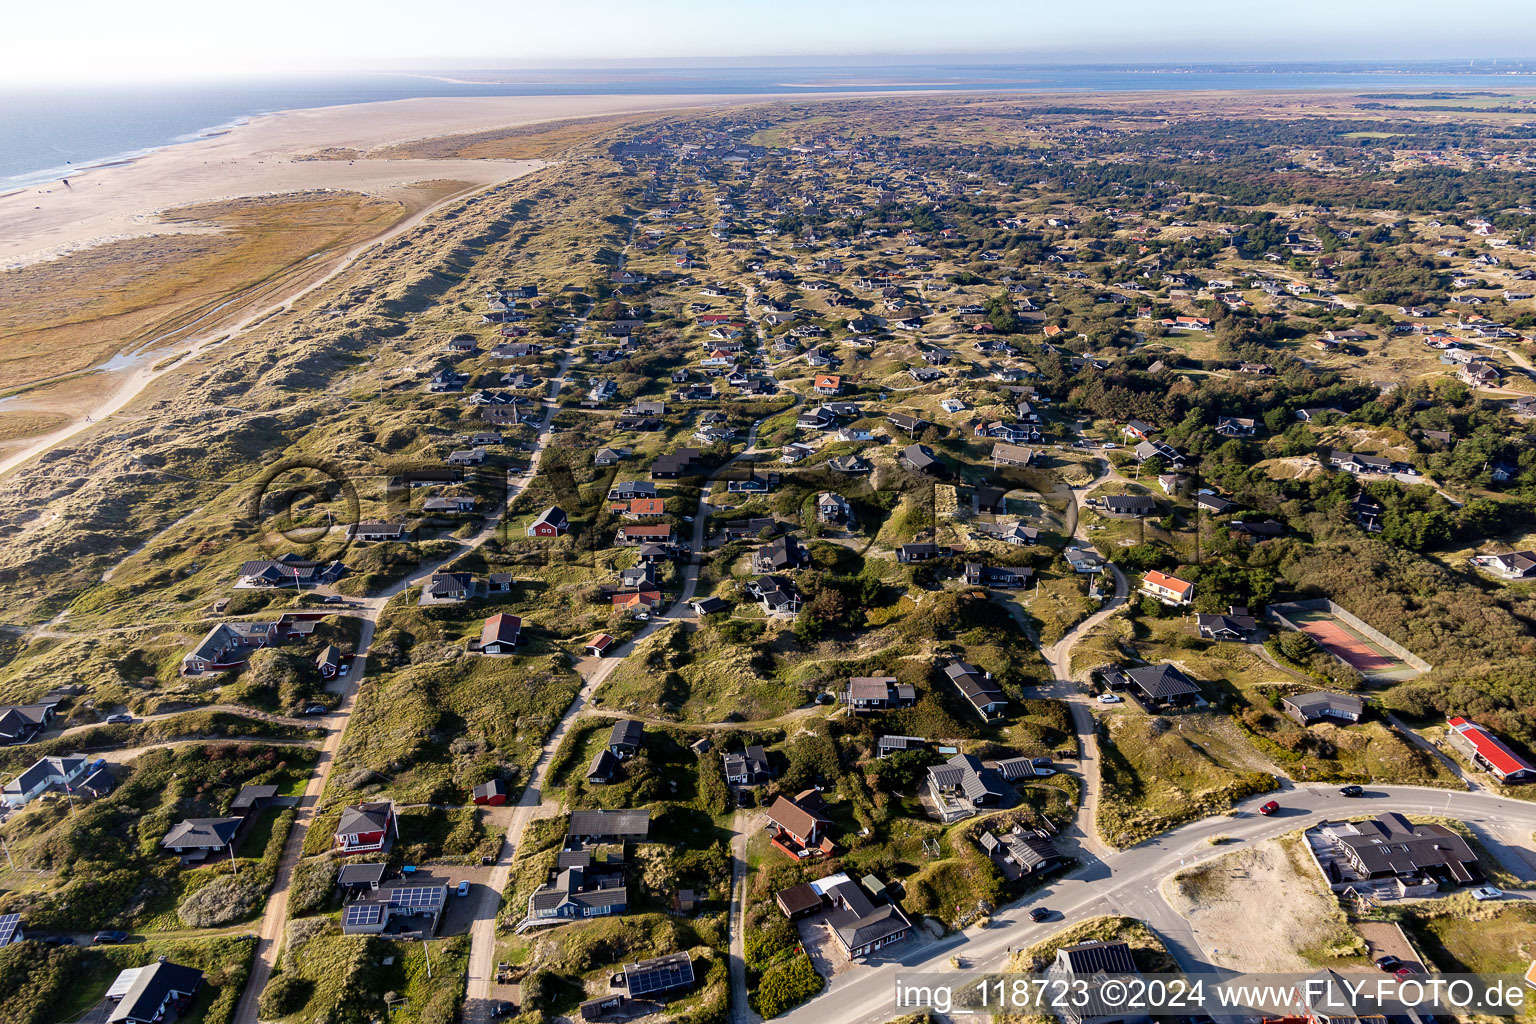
2 755 88 808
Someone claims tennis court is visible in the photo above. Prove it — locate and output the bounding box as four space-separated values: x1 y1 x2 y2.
1286 606 1409 676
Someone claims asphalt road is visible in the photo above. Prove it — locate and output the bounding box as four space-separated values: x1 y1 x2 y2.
777 784 1536 1024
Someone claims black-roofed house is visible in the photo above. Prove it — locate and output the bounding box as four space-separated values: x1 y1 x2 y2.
1327 812 1479 887
898 443 948 477
609 719 644 757
316 644 342 679
0 702 58 745
822 875 912 959
1050 940 1149 1024
567 809 651 843
527 506 569 537
748 575 802 616
587 748 622 784
336 862 387 895
964 563 1034 588
1124 663 1200 709
423 571 479 604
230 784 277 813
690 596 728 616
723 745 773 786
161 817 244 863
622 952 695 1001
944 660 1008 719
1 754 88 808
1195 606 1259 642
1099 494 1158 518
527 856 629 922
897 542 941 563
752 535 803 573
1282 691 1364 726
978 829 1062 878
106 960 204 1024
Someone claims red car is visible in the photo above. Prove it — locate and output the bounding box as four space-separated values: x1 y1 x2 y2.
1259 800 1280 816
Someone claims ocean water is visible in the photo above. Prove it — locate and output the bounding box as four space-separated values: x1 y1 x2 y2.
1 64 1532 187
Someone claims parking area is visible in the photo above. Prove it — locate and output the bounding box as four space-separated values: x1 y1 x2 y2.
1355 921 1426 971
416 865 499 936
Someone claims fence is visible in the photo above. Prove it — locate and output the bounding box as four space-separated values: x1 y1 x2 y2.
1267 598 1432 674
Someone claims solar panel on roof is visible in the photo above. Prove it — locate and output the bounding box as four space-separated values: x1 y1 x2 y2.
386 886 444 909
344 903 383 927
625 955 695 996
0 913 19 944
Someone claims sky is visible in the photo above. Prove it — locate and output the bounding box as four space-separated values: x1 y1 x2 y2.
3 0 1535 85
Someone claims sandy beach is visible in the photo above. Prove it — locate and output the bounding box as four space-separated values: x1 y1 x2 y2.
0 92 782 270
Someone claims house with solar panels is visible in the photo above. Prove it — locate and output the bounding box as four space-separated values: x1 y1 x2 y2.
0 913 22 947
340 883 448 936
623 952 695 1000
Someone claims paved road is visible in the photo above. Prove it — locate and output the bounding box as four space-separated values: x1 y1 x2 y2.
776 784 1536 1024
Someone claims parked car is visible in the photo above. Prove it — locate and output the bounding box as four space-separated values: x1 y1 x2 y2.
1029 907 1052 922
456 881 470 897
1031 757 1054 768
736 790 755 809
106 713 133 724
1395 965 1420 979
41 936 74 947
1470 886 1505 901
1374 955 1402 972
490 1002 515 1019
93 930 129 944
305 705 328 715
815 692 836 705
1339 785 1364 797
323 594 344 604
1096 693 1123 704
1258 800 1280 816
338 663 350 676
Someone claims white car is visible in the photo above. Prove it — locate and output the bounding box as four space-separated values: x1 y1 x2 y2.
1470 886 1505 901
1096 693 1123 705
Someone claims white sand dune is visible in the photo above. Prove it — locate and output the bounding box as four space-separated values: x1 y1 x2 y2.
0 92 774 270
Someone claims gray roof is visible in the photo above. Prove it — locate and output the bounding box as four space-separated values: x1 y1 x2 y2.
161 816 243 850
1124 663 1199 699
568 808 651 838
610 719 645 749
1283 690 1364 718
824 879 911 948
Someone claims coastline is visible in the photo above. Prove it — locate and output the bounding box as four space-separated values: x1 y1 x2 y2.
0 89 834 474
0 92 774 271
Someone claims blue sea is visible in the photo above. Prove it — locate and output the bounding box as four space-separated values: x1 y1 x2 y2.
2 63 1533 188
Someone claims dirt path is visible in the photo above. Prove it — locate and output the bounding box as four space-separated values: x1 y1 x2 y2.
1034 457 1127 856
232 338 579 1024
